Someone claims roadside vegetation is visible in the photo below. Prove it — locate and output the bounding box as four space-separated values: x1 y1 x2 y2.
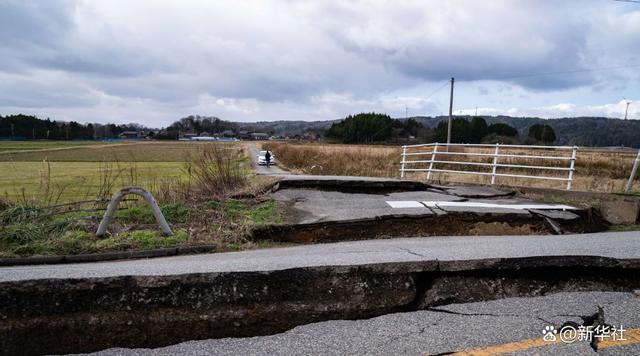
0 142 284 258
263 142 399 177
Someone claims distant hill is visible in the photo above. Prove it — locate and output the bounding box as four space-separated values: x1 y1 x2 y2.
233 120 337 136
408 116 640 148
237 115 640 147
172 114 640 148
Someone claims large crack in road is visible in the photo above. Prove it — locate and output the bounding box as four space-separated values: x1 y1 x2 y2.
2 256 639 355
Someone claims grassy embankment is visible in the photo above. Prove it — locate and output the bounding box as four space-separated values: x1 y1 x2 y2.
0 141 283 258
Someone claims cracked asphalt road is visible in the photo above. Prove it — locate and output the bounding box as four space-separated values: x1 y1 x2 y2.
90 291 640 356
2 231 638 282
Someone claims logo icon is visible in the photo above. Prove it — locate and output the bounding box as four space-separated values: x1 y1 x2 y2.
542 325 557 342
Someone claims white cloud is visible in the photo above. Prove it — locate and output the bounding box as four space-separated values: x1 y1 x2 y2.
464 100 640 120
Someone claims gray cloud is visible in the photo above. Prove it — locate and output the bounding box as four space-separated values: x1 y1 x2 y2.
307 0 606 90
0 0 639 125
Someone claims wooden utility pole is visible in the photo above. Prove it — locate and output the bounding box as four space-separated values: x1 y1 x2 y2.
447 77 455 147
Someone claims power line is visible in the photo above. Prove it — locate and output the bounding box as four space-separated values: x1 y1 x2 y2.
478 63 640 82
423 80 450 101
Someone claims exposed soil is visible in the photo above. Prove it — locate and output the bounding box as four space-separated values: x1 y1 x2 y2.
252 210 609 244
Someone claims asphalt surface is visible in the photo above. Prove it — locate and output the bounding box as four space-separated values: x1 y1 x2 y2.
89 291 640 355
272 188 463 223
272 188 561 223
1 231 638 282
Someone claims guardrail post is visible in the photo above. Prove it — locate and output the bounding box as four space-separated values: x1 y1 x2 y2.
96 187 173 237
490 143 500 185
566 146 578 190
427 143 438 180
624 149 640 193
400 145 407 178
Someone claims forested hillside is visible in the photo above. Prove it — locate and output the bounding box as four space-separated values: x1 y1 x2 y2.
411 116 640 147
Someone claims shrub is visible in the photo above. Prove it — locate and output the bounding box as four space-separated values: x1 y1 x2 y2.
186 145 249 197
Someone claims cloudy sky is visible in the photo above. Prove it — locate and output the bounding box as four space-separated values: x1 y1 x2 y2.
1 0 639 126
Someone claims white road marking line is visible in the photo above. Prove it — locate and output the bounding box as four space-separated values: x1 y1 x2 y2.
386 201 577 210
386 201 427 208
423 201 576 210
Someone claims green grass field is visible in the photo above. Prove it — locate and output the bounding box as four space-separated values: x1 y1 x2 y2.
0 161 187 203
0 140 238 203
0 140 102 152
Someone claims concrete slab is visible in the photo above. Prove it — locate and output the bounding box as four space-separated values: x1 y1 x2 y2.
529 209 581 221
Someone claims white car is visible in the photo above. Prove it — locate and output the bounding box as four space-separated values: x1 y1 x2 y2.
257 150 276 165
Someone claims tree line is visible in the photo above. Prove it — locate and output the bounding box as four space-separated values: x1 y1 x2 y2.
326 113 433 143
0 114 149 140
326 113 556 145
433 117 555 144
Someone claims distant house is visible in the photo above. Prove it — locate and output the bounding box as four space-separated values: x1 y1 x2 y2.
222 130 236 138
303 132 320 141
238 130 251 140
182 133 198 140
199 131 211 137
118 131 144 139
250 133 269 140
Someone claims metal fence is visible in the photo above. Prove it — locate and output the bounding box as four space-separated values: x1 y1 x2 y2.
400 143 578 190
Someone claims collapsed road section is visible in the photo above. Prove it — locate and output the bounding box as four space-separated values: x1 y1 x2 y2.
1 232 639 355
255 177 619 243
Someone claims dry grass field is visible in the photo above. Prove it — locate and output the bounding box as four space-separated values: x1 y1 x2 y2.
263 142 639 193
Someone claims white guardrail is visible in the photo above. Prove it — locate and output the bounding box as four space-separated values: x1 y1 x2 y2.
400 143 578 190
625 149 640 193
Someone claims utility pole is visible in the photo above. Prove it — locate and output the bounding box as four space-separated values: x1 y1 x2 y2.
447 77 455 147
624 100 630 120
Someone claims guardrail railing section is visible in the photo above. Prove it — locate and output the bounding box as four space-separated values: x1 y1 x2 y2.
400 143 578 190
625 149 640 193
